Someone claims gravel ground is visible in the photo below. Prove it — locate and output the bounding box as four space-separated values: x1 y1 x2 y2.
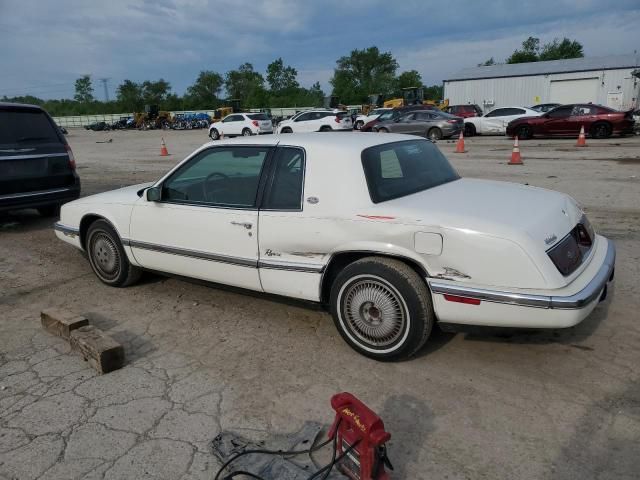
1 129 639 480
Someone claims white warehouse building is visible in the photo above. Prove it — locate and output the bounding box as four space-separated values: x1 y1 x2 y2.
443 54 640 113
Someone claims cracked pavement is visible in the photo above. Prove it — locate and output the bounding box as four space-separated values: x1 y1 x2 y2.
1 130 639 479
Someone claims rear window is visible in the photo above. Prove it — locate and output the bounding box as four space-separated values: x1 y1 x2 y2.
0 109 60 147
336 112 351 119
248 114 269 120
361 140 459 203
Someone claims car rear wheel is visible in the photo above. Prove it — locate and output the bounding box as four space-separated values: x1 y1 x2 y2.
516 124 532 140
377 127 389 133
330 257 434 361
464 123 476 137
428 127 443 141
280 127 292 133
86 220 141 287
590 122 611 139
209 128 220 140
242 128 252 136
319 126 332 132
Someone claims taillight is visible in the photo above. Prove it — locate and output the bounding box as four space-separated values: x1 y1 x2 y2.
65 144 76 170
444 294 481 305
335 117 341 123
252 120 259 127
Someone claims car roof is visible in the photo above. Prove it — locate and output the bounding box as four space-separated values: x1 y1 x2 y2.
0 102 45 111
202 132 422 150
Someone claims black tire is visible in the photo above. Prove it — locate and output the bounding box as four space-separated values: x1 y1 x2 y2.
37 205 60 217
86 219 141 287
516 124 533 140
428 127 443 141
464 123 476 137
330 257 434 361
319 126 332 132
377 127 389 133
209 128 219 140
280 127 292 133
241 128 252 136
590 122 611 139
355 120 364 130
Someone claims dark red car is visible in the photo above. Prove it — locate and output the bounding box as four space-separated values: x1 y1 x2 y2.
444 104 483 118
506 104 635 139
361 105 437 132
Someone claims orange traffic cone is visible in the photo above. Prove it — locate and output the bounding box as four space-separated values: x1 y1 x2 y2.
576 125 587 147
454 131 465 153
509 136 523 165
160 137 169 156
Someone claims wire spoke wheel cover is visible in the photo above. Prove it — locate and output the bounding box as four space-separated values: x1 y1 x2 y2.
338 275 409 351
89 231 121 281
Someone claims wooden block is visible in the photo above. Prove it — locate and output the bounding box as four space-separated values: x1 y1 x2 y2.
41 308 89 339
69 325 125 374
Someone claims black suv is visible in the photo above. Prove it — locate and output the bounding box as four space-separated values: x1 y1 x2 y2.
0 103 80 216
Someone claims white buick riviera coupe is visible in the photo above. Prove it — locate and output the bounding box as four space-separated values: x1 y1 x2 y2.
55 133 615 361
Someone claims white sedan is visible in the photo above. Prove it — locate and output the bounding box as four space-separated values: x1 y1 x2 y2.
208 113 273 140
464 106 541 136
55 133 615 361
354 108 391 130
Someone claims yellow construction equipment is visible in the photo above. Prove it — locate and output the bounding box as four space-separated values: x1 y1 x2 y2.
383 87 449 110
361 94 385 115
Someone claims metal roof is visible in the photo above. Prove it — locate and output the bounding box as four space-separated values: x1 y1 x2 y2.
445 54 640 82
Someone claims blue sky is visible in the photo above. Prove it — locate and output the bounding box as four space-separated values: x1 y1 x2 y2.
1 0 639 100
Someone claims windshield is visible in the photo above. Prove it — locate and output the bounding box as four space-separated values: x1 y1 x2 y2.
377 111 395 121
361 140 459 203
0 109 60 146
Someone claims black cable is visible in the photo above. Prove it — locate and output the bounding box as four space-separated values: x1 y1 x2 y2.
222 471 268 480
307 438 360 480
214 431 336 480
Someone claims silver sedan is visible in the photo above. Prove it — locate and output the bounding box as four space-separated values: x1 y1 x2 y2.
373 110 463 140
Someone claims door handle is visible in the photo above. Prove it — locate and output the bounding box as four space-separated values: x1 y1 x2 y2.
230 221 252 230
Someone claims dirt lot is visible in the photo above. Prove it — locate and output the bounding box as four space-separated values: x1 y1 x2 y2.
1 129 639 480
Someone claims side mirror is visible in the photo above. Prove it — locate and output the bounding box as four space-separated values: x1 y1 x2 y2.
145 186 161 202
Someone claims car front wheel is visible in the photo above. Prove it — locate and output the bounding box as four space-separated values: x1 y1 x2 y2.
86 219 141 287
209 128 220 140
330 257 434 361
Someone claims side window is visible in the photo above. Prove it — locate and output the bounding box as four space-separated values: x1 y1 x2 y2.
548 107 572 118
485 109 506 118
162 147 270 208
295 112 312 122
511 108 526 115
263 148 305 210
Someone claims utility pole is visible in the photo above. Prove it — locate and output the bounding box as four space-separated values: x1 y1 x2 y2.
99 78 110 102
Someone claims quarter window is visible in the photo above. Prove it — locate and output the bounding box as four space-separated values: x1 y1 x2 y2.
485 109 507 118
162 147 270 208
263 148 305 210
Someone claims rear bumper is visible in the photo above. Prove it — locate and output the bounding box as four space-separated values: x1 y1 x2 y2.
429 237 615 328
0 183 80 212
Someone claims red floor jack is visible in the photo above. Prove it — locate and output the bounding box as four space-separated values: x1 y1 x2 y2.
329 392 393 480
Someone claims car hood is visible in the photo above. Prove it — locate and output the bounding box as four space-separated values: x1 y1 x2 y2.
379 178 582 248
73 182 153 205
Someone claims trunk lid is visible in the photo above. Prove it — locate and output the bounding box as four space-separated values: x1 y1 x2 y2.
382 178 581 249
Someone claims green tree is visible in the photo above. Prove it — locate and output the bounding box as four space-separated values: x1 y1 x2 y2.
74 75 94 103
116 80 143 111
396 70 423 90
423 84 443 101
141 79 171 105
506 37 540 64
224 63 265 106
539 38 584 61
330 46 399 104
266 58 299 93
185 70 224 109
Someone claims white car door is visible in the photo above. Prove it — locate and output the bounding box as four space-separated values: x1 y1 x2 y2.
221 114 243 136
129 145 272 291
481 108 511 134
292 112 315 132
